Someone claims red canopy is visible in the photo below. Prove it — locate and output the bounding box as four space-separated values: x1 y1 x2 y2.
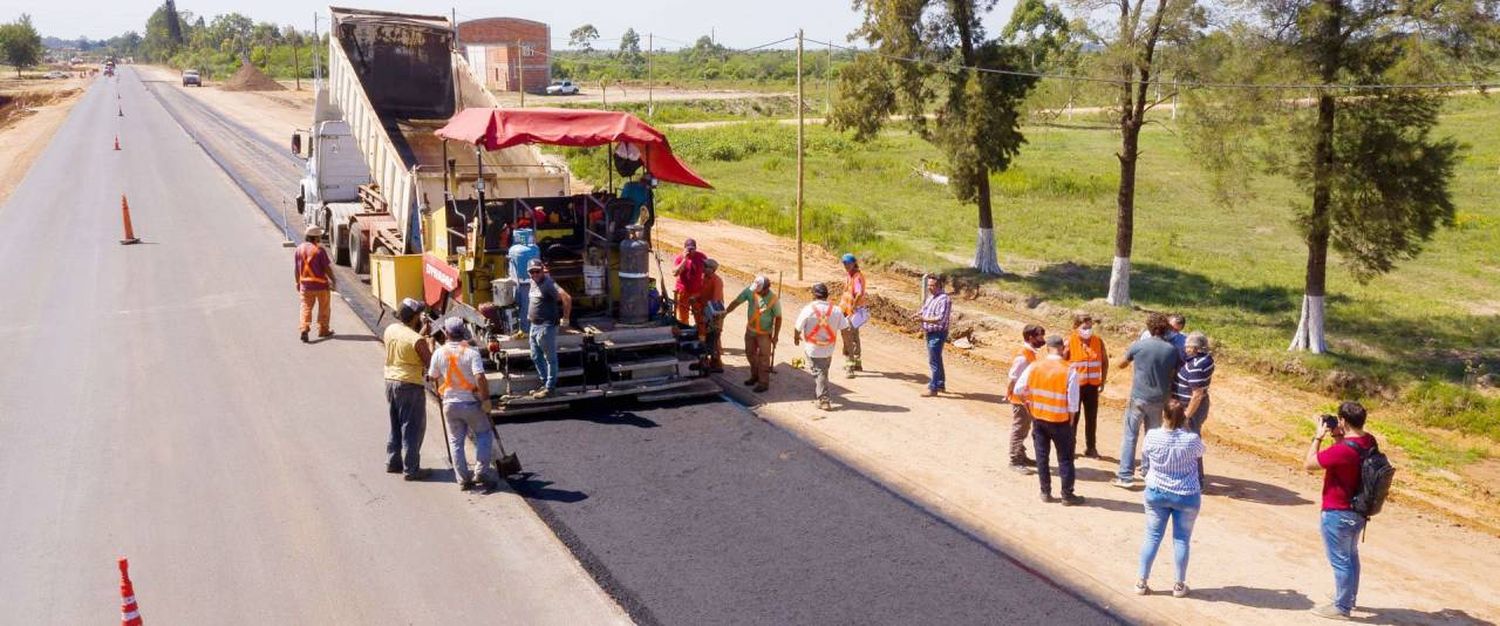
434 107 712 189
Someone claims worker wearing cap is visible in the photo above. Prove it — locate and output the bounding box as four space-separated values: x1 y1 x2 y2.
838 253 868 375
1014 334 1085 506
526 258 571 399
724 275 781 393
293 225 336 342
697 258 727 372
672 238 707 326
794 283 850 411
427 317 495 492
1006 324 1046 474
383 298 433 480
1068 313 1109 458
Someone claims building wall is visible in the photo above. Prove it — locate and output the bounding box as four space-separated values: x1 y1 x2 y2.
458 18 550 92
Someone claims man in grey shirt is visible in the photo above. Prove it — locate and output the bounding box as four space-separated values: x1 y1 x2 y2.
1112 312 1182 488
526 259 572 399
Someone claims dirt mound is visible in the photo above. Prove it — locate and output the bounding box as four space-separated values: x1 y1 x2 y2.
220 63 286 92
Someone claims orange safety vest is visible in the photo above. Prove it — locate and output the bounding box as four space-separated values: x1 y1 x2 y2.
438 350 478 397
806 302 838 346
1006 344 1039 404
1027 358 1073 423
1067 332 1105 387
299 244 328 285
750 292 779 336
838 270 867 315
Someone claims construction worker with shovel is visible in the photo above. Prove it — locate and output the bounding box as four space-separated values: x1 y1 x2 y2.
428 317 497 492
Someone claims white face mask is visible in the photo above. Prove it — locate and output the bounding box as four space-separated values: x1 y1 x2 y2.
1079 328 1093 339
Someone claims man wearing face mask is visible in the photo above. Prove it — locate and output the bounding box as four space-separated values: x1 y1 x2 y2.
1005 324 1046 474
1068 313 1109 458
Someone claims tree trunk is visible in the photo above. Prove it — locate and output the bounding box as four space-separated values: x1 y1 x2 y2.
1110 121 1140 306
973 169 1002 274
1291 0 1340 353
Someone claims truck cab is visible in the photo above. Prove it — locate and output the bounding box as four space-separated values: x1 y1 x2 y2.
295 120 370 266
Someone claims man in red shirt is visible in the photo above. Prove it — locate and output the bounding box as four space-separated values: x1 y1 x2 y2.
671 238 706 326
1303 401 1375 620
293 225 336 343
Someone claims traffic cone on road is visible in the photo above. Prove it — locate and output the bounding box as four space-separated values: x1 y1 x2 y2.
118 105 124 117
114 135 121 151
118 558 143 626
120 195 141 245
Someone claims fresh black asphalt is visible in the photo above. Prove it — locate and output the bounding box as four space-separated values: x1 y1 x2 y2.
500 399 1120 625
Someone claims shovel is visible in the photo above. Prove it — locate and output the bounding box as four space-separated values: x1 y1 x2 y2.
492 424 523 477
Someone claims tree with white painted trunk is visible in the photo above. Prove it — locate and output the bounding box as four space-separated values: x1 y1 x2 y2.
831 0 1068 275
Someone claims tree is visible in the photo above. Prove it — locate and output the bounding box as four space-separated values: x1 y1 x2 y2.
1185 1 1490 353
1065 0 1203 306
832 0 1061 274
569 24 599 52
617 27 644 77
0 14 43 77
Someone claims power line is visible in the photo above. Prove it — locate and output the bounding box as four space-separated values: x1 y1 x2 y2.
803 37 1500 92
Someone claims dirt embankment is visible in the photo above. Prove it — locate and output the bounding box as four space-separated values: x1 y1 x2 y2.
0 78 87 206
221 63 287 92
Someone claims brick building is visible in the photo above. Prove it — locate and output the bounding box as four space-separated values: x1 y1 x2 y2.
458 17 551 93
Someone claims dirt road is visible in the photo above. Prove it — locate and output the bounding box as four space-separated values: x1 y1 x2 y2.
0 75 88 205
0 70 627 624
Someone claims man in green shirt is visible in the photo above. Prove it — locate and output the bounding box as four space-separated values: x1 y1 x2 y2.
724 275 782 393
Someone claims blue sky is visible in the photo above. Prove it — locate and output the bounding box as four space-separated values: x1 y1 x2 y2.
4 0 1020 48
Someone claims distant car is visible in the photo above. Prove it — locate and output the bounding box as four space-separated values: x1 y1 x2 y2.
182 70 201 87
42 71 67 80
545 80 579 96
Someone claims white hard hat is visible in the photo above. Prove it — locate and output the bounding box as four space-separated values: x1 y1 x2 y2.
304 225 324 238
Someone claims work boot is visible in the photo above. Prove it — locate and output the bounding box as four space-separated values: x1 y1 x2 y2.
299 330 309 343
1061 494 1086 506
753 384 769 393
385 461 402 474
709 357 724 373
1009 464 1035 475
817 398 832 411
743 378 759 386
1084 448 1101 459
459 479 475 492
1310 604 1350 621
318 329 335 338
531 388 554 399
1039 493 1059 504
403 468 430 481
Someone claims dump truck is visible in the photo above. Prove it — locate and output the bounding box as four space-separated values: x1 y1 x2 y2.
294 6 720 415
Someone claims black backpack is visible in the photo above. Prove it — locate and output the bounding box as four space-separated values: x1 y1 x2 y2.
1343 438 1396 519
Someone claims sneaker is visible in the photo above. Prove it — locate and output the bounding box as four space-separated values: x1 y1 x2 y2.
1172 582 1190 598
1110 478 1136 490
459 479 475 492
403 468 430 481
1134 580 1150 596
531 388 554 399
817 399 832 411
921 389 938 397
1061 494 1086 506
385 462 402 474
1310 604 1350 621
1039 493 1059 504
1009 464 1035 475
299 330 309 343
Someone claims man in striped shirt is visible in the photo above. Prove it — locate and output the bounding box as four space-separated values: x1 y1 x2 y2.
1172 332 1215 481
911 275 952 397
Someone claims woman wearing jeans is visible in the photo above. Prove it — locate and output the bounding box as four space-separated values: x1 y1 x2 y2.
1135 403 1206 597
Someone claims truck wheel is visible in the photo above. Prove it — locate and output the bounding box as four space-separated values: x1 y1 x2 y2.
351 227 370 275
330 224 350 266
295 190 305 215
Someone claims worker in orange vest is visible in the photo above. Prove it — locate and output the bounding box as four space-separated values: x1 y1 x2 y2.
427 317 495 492
1067 313 1109 458
838 253 868 376
1005 324 1046 474
697 259 727 373
725 275 781 393
293 225 336 343
794 283 849 412
1014 335 1084 506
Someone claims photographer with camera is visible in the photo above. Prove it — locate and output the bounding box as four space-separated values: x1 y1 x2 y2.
1303 402 1377 621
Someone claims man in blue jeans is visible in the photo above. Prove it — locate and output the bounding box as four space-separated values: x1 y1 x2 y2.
1111 312 1180 489
1305 402 1375 620
526 259 572 399
911 275 951 397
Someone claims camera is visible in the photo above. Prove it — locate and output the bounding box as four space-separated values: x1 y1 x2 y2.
1321 414 1339 430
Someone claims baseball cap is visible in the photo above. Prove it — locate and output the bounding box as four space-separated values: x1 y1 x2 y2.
841 253 856 264
1044 334 1065 348
527 258 544 271
304 225 324 238
811 283 829 299
397 297 426 323
442 317 468 340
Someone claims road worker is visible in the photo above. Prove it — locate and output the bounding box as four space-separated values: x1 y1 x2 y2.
293 225 336 343
794 283 849 411
1067 313 1109 459
697 258 726 373
384 298 433 480
1014 334 1085 506
1006 324 1046 473
526 259 571 399
724 275 781 393
838 253 868 376
672 238 707 326
428 317 495 492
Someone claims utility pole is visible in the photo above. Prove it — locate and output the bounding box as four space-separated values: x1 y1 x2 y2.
795 28 804 281
824 39 832 115
517 39 525 107
292 43 301 90
312 12 321 82
647 32 654 117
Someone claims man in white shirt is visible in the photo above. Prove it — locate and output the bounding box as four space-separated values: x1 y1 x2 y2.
793 283 849 412
427 317 496 492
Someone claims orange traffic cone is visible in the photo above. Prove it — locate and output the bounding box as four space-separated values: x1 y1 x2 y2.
120 195 141 245
118 558 143 626
114 135 121 151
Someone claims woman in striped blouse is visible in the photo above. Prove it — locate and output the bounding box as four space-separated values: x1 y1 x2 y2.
1135 401 1206 598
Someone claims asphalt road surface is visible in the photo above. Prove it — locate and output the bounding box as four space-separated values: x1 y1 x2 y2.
3 69 1122 624
0 70 624 624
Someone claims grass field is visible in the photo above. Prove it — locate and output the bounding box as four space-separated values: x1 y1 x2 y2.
572 94 1500 453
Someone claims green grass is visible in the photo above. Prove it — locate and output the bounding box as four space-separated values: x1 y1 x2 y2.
556 95 825 125
592 95 1500 456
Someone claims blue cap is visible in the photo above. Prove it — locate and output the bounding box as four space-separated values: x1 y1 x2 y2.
841 253 857 264
442 317 468 341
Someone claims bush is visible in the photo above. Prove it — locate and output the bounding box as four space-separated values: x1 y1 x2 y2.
1404 380 1500 439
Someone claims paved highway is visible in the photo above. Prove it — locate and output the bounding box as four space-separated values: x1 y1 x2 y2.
0 69 1122 624
0 71 624 624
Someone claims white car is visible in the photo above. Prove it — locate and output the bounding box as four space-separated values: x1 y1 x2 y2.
43 71 67 79
545 80 579 96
